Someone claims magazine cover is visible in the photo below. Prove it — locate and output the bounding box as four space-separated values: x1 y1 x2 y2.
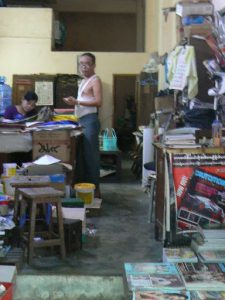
205 262 225 273
176 262 225 291
198 250 225 263
124 263 185 292
163 247 198 263
172 153 225 231
190 290 225 300
134 289 191 300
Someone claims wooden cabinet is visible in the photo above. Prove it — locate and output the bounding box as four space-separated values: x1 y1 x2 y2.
54 74 81 108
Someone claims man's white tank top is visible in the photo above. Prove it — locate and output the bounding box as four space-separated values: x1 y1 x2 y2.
75 74 97 118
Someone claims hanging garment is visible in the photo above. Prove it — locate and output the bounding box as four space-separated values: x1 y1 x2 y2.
167 45 198 99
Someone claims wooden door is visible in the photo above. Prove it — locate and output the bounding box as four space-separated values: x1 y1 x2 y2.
113 74 137 152
113 74 137 129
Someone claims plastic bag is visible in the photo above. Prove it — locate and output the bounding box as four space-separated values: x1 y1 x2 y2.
102 128 118 151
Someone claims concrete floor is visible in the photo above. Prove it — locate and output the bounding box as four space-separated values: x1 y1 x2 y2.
14 156 163 299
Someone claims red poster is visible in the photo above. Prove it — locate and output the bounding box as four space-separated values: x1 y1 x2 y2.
172 153 225 230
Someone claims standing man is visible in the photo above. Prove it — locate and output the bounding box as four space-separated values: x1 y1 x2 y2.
63 52 102 198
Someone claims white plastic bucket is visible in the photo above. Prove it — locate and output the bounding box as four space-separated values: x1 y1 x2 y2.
74 183 95 204
3 163 17 177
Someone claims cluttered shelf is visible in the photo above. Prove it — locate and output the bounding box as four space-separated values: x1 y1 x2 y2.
154 136 225 245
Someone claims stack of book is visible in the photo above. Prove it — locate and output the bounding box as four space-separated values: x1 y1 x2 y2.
190 290 225 299
201 229 225 240
191 229 225 263
163 133 199 148
163 247 198 263
176 262 225 291
191 237 225 253
134 290 191 299
123 262 186 299
197 249 225 263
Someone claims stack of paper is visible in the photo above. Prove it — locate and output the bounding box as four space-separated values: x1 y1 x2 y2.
164 134 199 148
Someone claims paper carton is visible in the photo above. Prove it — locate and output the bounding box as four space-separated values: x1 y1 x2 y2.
176 2 214 16
32 130 71 162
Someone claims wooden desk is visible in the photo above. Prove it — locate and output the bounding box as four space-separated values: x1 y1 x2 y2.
154 143 225 244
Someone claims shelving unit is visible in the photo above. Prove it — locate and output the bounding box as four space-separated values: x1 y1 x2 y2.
100 150 122 182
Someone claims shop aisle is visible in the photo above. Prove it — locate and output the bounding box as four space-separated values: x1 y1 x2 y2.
19 154 163 276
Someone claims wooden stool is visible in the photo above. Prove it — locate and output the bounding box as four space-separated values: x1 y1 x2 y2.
10 175 50 224
17 186 66 265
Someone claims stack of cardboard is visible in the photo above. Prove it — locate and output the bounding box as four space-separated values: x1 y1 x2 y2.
176 0 214 39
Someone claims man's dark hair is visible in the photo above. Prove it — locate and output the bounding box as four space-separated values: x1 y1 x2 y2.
81 52 96 64
24 91 38 102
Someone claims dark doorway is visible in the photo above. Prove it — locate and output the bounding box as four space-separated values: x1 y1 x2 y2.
113 74 137 152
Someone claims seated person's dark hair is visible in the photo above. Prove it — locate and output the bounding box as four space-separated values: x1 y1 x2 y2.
24 91 38 102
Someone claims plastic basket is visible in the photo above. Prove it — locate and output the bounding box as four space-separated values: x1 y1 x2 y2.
102 128 118 151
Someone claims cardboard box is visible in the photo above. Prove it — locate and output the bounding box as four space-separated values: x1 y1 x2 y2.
32 130 71 162
26 163 64 176
176 2 214 16
154 96 175 111
183 24 213 38
53 219 82 253
52 207 86 234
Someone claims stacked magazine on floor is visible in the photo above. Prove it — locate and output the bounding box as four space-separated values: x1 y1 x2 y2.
176 261 225 291
123 262 189 300
163 247 198 263
191 229 225 264
123 251 225 299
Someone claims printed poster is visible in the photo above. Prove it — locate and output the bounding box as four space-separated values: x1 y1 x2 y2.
35 81 53 105
172 153 225 230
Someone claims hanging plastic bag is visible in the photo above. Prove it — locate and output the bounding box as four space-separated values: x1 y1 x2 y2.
102 128 118 151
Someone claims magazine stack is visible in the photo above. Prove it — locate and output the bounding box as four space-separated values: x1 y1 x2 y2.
163 247 198 263
123 262 189 300
191 229 225 263
176 262 225 291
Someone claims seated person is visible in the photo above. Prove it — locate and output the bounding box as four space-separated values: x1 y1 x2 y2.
3 91 38 120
